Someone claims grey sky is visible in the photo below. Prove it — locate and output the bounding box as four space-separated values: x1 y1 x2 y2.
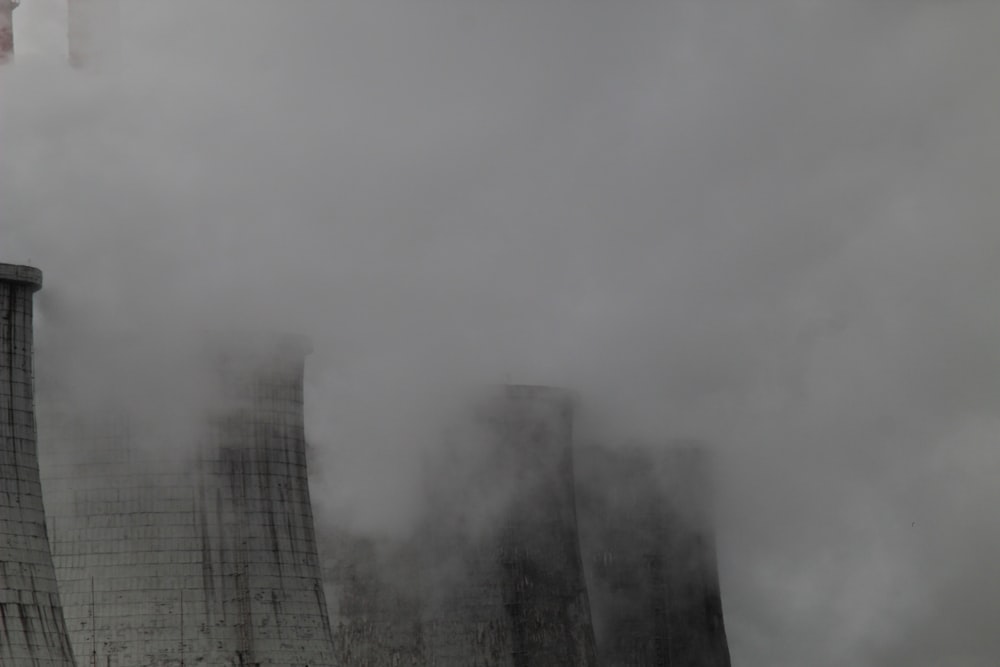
3 1 1000 665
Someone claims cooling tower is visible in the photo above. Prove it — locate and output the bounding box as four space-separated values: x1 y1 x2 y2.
68 0 121 69
0 0 16 62
575 442 731 667
423 385 598 667
40 334 336 666
0 263 76 665
320 528 426 665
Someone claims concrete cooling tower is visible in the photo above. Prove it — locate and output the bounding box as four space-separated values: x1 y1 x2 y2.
422 385 598 667
320 528 425 665
575 442 731 667
40 334 336 666
68 0 121 69
1 0 17 63
0 263 76 665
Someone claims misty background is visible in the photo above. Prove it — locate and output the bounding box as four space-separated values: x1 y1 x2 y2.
3 1 1000 665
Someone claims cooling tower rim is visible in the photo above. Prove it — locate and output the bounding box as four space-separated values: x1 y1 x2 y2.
32 328 312 363
202 330 313 358
461 384 578 422
0 263 43 292
492 383 578 406
575 439 716 469
581 438 712 454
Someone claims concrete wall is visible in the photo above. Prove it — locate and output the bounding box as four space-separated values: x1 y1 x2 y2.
422 385 598 667
0 264 76 666
40 336 336 666
575 442 731 667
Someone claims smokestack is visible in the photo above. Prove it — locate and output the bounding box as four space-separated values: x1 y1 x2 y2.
0 263 77 665
422 385 599 666
575 441 732 667
0 0 18 63
67 0 120 69
40 333 337 665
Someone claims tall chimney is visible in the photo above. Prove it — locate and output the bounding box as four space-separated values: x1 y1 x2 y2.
0 0 18 63
0 263 77 665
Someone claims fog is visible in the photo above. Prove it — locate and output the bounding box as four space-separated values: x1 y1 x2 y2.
4 1 1000 665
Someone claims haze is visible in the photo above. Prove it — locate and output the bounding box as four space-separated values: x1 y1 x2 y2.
3 1 1000 665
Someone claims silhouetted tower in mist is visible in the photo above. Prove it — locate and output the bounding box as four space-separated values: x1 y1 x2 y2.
0 263 76 665
67 0 120 68
320 528 426 666
575 442 731 667
423 385 598 667
0 0 19 62
40 334 336 666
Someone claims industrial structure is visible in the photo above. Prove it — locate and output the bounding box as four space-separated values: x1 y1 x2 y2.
0 0 119 66
0 263 77 666
0 0 18 62
575 442 732 667
422 385 598 667
320 528 426 665
67 0 120 69
40 335 337 666
3 3 738 663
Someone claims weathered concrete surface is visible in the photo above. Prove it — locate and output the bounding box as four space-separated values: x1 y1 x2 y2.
575 442 731 667
320 528 426 666
40 336 336 666
0 264 76 666
422 385 598 667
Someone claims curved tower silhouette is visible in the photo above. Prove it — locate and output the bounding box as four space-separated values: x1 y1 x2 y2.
576 442 731 667
0 263 76 666
321 527 426 666
67 0 121 69
0 0 18 63
40 334 336 666
423 385 598 667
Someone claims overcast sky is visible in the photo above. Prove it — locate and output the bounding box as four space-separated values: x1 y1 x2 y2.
3 1 1000 665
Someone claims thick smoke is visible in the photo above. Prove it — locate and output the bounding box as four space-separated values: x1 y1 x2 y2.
4 1 1000 665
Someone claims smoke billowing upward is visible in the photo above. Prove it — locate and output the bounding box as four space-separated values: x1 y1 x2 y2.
4 1 1000 665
